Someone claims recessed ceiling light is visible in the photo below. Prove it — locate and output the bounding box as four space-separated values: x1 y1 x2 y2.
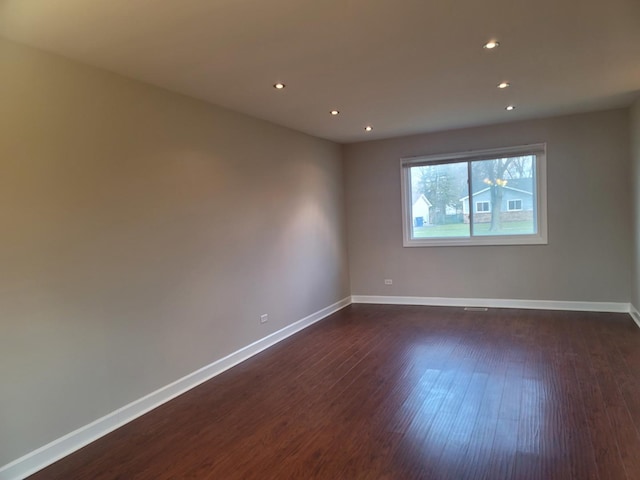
505 105 515 111
364 125 373 132
330 110 340 116
273 83 285 90
483 41 500 49
498 82 510 89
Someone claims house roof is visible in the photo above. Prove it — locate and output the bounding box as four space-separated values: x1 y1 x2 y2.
412 193 432 207
459 178 533 201
1 0 637 143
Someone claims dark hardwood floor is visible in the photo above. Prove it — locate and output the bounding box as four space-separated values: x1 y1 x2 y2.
29 304 640 479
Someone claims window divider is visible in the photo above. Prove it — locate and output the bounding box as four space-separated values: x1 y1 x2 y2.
467 160 474 237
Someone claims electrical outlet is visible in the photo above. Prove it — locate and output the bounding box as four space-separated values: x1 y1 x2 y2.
260 314 268 324
384 279 393 285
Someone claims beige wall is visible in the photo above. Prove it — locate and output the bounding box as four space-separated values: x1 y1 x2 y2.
0 38 349 465
631 98 640 309
344 109 632 302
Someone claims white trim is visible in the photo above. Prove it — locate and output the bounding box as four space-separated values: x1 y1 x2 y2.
400 165 412 243
504 187 532 196
401 143 547 166
351 295 629 313
630 304 640 329
403 232 547 247
0 297 352 480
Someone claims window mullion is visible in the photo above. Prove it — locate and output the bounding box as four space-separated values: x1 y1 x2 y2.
467 161 474 237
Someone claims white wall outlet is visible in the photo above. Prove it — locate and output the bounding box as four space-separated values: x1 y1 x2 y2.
260 314 268 324
384 279 393 285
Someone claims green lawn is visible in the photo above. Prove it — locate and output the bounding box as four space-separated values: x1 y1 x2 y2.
413 221 535 238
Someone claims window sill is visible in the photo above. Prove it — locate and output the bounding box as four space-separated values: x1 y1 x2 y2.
403 233 548 247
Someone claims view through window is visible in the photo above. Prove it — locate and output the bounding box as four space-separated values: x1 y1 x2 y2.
401 145 547 246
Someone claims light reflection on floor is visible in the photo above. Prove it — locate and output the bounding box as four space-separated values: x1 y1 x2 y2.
390 335 549 472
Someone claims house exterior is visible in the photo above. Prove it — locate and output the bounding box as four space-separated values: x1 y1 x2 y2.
460 179 534 223
411 193 432 227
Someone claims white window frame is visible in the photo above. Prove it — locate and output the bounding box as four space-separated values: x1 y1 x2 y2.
476 201 490 213
400 143 548 247
507 199 523 211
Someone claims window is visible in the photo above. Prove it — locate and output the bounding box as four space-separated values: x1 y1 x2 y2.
508 199 523 211
401 144 547 247
476 201 490 213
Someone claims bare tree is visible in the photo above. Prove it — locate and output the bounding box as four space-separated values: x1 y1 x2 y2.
474 158 514 232
503 156 533 179
414 164 466 224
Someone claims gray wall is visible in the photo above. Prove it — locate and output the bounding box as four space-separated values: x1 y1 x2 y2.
631 99 640 309
344 109 632 302
0 38 349 465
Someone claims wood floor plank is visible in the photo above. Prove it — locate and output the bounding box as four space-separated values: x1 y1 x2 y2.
581 323 640 480
571 315 629 480
26 305 640 480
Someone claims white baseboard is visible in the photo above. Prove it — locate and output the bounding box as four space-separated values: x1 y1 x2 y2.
0 296 352 480
351 295 630 313
630 304 640 328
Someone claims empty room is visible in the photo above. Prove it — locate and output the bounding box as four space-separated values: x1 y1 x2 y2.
1 0 640 479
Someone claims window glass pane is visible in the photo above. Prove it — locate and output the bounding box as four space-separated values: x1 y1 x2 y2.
507 199 523 211
409 162 469 238
470 155 536 236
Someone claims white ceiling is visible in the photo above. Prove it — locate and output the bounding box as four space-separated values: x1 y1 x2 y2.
1 0 639 143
